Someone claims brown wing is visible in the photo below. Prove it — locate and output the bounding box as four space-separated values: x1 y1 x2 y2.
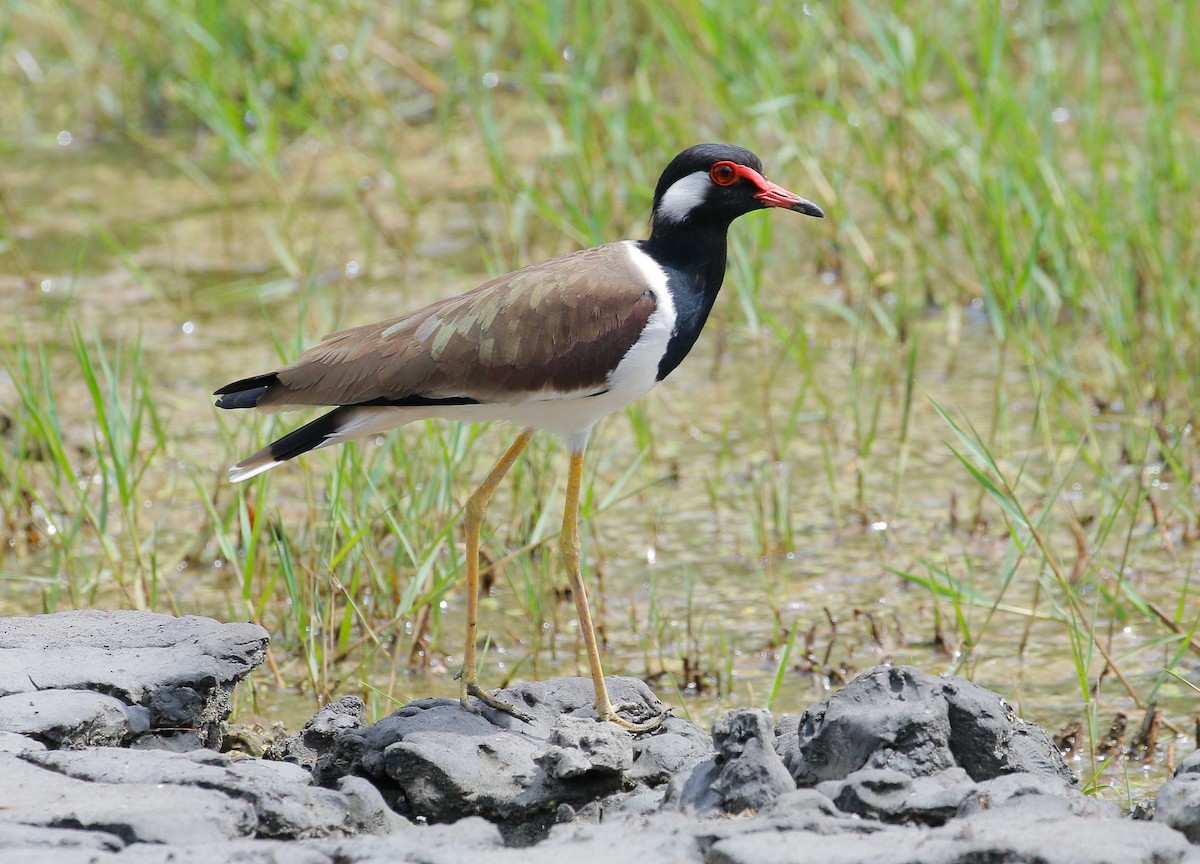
254 243 657 409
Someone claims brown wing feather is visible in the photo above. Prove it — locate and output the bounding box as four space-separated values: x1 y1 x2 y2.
255 243 657 409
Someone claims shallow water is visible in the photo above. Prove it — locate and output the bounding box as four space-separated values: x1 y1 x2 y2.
1 135 1193 801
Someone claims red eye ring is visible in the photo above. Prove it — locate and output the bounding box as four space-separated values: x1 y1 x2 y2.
710 161 738 186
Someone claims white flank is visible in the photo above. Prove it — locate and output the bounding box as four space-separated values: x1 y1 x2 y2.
611 242 676 397
656 171 710 224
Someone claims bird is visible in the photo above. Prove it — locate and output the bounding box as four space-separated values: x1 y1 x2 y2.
214 143 824 731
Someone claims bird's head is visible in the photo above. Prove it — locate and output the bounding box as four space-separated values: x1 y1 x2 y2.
650 143 824 228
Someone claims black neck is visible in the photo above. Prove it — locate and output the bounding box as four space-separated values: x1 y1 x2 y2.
639 217 734 381
642 218 732 300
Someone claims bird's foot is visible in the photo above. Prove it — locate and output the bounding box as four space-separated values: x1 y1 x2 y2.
598 700 669 733
460 681 534 723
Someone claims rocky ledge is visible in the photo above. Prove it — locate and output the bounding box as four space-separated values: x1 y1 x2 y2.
1 610 1197 863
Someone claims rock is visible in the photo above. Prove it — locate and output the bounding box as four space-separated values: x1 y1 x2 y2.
131 731 206 752
510 803 880 864
670 708 795 814
0 728 46 753
306 696 368 744
707 794 1197 864
0 751 256 845
780 665 1074 788
710 709 796 811
266 696 366 768
22 745 379 839
13 840 336 863
310 817 506 862
502 811 709 863
0 689 148 748
822 766 978 826
1131 797 1156 821
335 775 412 834
312 676 694 844
940 796 1196 864
1154 749 1200 843
938 673 1074 784
625 710 712 786
0 822 123 854
221 721 289 758
0 610 1187 864
111 841 335 863
0 611 268 748
958 771 1119 819
537 714 633 779
760 788 867 824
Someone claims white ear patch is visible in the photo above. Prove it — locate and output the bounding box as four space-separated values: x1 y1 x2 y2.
656 171 711 223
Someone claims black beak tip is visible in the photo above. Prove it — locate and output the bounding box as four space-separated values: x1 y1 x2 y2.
792 200 825 219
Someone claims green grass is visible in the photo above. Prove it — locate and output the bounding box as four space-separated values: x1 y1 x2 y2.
1 0 1198 799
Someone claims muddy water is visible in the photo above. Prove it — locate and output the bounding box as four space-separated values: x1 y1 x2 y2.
1 140 1191 797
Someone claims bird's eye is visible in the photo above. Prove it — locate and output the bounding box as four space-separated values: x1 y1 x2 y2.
710 162 738 186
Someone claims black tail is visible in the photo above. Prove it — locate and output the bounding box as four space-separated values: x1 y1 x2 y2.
214 373 279 409
227 407 352 482
268 408 351 462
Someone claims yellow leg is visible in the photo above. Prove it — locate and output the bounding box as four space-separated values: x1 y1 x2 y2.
561 448 665 732
460 428 534 721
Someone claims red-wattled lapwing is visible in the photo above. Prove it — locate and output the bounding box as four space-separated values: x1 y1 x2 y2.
215 143 824 731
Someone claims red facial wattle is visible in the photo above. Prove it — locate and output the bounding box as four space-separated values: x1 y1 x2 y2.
709 160 825 218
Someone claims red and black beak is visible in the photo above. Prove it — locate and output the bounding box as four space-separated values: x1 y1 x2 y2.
753 179 825 218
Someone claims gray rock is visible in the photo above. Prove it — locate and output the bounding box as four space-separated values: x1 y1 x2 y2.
305 796 1198 864
0 728 46 753
710 709 796 813
780 665 1074 788
822 766 978 825
1174 751 1200 777
669 752 723 813
0 689 146 748
335 775 412 834
760 788 865 823
505 805 880 864
537 714 632 779
938 672 1074 783
625 711 712 786
0 611 268 748
23 745 374 839
1155 749 1200 843
313 676 687 844
266 696 367 768
707 824 925 864
310 817 505 862
1132 796 1157 820
941 796 1197 864
130 731 206 752
306 696 367 742
959 770 1118 818
17 840 336 863
708 794 1198 864
0 851 122 864
504 811 708 863
0 751 256 844
1 635 1186 864
113 842 334 863
670 708 795 815
0 821 124 852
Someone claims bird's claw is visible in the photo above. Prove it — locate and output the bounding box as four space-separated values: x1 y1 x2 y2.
462 682 534 723
598 701 669 733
